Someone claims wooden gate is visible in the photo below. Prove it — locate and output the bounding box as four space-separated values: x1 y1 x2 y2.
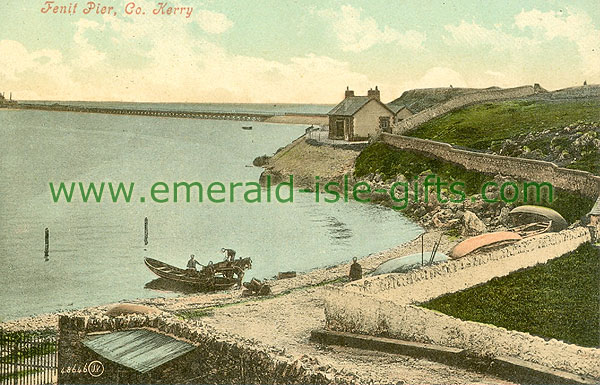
0 330 57 385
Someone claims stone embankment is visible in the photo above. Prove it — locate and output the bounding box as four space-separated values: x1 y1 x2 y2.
58 312 334 384
381 133 600 197
324 226 600 381
258 135 361 188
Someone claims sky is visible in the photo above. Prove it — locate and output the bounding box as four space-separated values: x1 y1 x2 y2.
0 0 598 103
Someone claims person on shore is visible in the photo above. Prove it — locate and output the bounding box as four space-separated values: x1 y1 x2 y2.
349 257 362 281
222 248 236 262
187 254 201 271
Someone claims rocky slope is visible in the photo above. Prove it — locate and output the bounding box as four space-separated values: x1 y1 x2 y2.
491 121 600 174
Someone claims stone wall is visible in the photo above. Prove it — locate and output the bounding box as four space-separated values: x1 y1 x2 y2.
392 85 537 134
325 295 600 380
342 226 591 300
381 133 600 197
323 227 600 380
545 85 600 99
58 314 331 384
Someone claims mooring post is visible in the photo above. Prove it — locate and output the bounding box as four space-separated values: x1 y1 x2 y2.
44 227 49 258
144 217 149 245
421 233 424 266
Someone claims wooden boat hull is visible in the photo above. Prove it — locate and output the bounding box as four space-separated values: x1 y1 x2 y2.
450 231 522 259
144 257 236 290
372 252 448 275
509 205 567 232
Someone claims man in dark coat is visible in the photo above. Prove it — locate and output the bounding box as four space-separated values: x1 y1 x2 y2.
349 257 362 281
187 254 201 270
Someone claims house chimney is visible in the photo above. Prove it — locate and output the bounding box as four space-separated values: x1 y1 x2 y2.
345 86 355 99
367 86 380 100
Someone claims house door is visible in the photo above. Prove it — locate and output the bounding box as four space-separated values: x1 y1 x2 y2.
335 120 344 139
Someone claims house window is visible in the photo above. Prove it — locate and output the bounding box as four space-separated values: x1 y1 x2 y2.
379 116 390 132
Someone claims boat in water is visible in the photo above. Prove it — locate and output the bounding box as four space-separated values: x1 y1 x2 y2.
242 126 252 130
144 257 252 291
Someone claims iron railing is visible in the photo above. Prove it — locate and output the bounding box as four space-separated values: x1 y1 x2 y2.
0 330 57 385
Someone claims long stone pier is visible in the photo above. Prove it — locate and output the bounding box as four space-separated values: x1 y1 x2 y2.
12 103 276 121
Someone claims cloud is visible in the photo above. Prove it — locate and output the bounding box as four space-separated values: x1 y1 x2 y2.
194 9 234 34
73 19 106 68
0 40 76 99
400 67 468 90
514 8 600 78
443 20 535 51
317 5 425 52
443 8 599 85
0 9 381 103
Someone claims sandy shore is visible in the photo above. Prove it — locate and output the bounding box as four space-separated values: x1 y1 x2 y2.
264 114 328 125
0 230 450 330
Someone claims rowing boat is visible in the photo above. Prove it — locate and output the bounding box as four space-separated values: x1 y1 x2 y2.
372 252 448 275
144 257 237 290
509 205 568 233
449 231 522 259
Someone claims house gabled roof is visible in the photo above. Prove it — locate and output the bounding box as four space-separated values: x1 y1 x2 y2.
328 96 393 117
386 104 413 115
328 96 370 116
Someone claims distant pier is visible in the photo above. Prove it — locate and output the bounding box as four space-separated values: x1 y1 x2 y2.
8 103 328 124
12 103 275 121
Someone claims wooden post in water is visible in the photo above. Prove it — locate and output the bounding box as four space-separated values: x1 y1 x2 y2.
144 217 149 246
421 233 424 266
44 228 49 259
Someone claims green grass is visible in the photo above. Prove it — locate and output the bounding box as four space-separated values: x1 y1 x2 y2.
355 142 489 195
0 369 42 382
422 243 600 348
0 331 56 363
354 142 595 222
409 99 600 151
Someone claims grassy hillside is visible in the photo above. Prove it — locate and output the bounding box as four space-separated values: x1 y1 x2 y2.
422 243 600 348
388 87 484 113
409 99 600 169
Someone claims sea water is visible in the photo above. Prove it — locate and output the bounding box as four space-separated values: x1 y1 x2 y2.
0 108 421 320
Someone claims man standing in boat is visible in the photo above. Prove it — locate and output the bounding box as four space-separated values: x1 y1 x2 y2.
187 254 201 270
222 248 236 262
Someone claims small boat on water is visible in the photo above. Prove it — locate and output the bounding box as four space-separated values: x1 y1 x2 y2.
144 257 252 291
372 252 448 275
509 205 568 236
450 231 522 259
242 126 252 130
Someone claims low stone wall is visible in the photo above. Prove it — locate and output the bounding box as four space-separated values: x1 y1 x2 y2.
392 86 536 134
545 85 600 99
343 227 591 300
325 295 600 380
324 227 600 380
381 133 600 197
58 313 332 384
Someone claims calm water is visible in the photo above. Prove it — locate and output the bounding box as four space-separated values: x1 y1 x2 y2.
0 108 421 321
